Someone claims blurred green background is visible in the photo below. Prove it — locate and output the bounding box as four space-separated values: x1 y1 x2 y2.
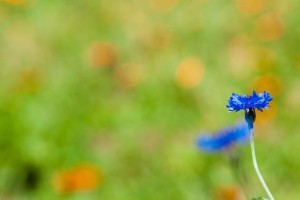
1 0 300 199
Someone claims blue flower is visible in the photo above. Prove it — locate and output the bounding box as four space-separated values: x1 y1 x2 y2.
197 123 249 152
226 91 273 112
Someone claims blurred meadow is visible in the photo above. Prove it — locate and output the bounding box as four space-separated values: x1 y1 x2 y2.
1 0 300 199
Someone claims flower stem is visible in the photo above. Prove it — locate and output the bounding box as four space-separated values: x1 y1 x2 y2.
249 128 274 200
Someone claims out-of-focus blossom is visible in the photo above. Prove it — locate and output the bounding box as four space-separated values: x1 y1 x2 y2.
236 0 266 16
255 103 276 128
114 62 143 90
52 164 102 194
137 24 172 49
251 75 282 96
149 0 178 13
250 76 280 126
255 12 285 41
85 42 118 68
227 35 255 78
3 0 27 6
197 123 249 152
215 185 246 200
226 91 273 112
176 57 205 89
4 23 42 65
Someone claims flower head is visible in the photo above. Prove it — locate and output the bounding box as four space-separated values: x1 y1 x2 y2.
197 123 249 152
52 164 102 194
226 91 273 112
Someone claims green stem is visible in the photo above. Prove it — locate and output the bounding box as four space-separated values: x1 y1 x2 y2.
249 128 274 200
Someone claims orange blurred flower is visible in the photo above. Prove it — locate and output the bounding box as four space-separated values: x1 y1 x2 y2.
176 57 205 89
236 0 267 16
214 185 245 200
255 12 285 41
227 35 255 77
149 0 178 13
114 62 143 90
250 75 281 126
251 74 282 96
52 164 102 194
137 24 172 49
255 101 276 127
85 42 118 68
3 0 27 6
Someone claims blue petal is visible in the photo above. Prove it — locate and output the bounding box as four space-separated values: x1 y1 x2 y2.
226 91 273 112
197 123 249 153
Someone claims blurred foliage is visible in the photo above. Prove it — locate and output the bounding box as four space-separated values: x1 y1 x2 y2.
0 0 300 199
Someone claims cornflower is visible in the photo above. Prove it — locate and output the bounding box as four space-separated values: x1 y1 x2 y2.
197 123 249 152
227 91 274 200
197 123 250 199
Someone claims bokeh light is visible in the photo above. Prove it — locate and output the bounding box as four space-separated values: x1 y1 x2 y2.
249 75 281 127
3 0 27 6
114 62 144 90
255 12 285 41
149 0 179 13
85 42 118 69
176 57 205 89
52 164 101 194
214 185 245 200
236 0 267 16
227 35 255 77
